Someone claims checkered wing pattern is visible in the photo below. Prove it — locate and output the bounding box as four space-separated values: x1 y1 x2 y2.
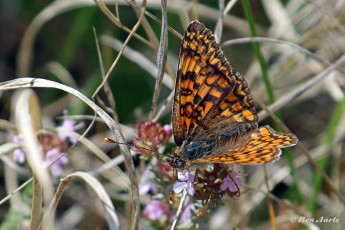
173 21 236 146
193 126 297 164
170 21 298 167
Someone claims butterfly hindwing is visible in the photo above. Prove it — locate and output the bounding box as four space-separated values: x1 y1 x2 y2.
193 126 297 164
193 147 281 164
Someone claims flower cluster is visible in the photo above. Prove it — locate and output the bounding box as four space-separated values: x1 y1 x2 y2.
133 121 243 226
11 110 83 177
141 163 243 224
172 164 242 208
132 121 172 156
143 200 170 221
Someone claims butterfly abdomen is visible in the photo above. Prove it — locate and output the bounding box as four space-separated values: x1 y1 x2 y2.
182 140 215 161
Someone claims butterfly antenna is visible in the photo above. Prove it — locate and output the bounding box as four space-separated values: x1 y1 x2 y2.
104 138 160 155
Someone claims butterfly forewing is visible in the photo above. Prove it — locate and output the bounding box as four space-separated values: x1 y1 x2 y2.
173 21 236 146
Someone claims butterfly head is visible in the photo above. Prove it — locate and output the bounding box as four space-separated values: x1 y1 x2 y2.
167 147 187 169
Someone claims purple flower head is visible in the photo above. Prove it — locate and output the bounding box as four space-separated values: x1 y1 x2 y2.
139 172 157 195
221 171 243 192
13 149 26 164
173 170 195 196
181 204 196 221
57 110 84 144
57 119 77 143
143 200 165 221
12 135 25 163
44 148 69 177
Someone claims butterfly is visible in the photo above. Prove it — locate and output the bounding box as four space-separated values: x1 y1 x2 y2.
167 21 298 169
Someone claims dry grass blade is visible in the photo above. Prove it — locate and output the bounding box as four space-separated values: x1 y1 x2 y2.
2 164 24 217
14 89 54 229
0 143 22 158
2 154 30 176
222 37 332 67
224 0 237 15
1 143 30 215
0 119 17 132
94 0 152 47
41 62 78 89
40 171 120 230
265 53 345 117
214 0 225 43
149 0 168 120
54 128 130 189
0 78 139 229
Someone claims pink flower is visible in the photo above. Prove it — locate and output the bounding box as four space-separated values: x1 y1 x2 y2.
57 110 84 144
181 204 196 221
13 149 26 163
173 170 195 196
220 171 242 192
139 172 157 195
12 135 25 163
162 124 171 134
143 200 165 220
136 121 172 151
44 148 69 177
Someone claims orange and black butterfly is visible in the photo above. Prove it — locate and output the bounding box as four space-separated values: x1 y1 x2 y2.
167 21 298 169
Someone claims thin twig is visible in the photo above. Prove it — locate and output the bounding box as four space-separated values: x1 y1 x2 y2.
222 37 337 69
92 0 147 100
170 190 189 230
93 27 119 123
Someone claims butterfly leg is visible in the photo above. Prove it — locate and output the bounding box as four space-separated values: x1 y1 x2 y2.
168 169 179 205
194 168 200 185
